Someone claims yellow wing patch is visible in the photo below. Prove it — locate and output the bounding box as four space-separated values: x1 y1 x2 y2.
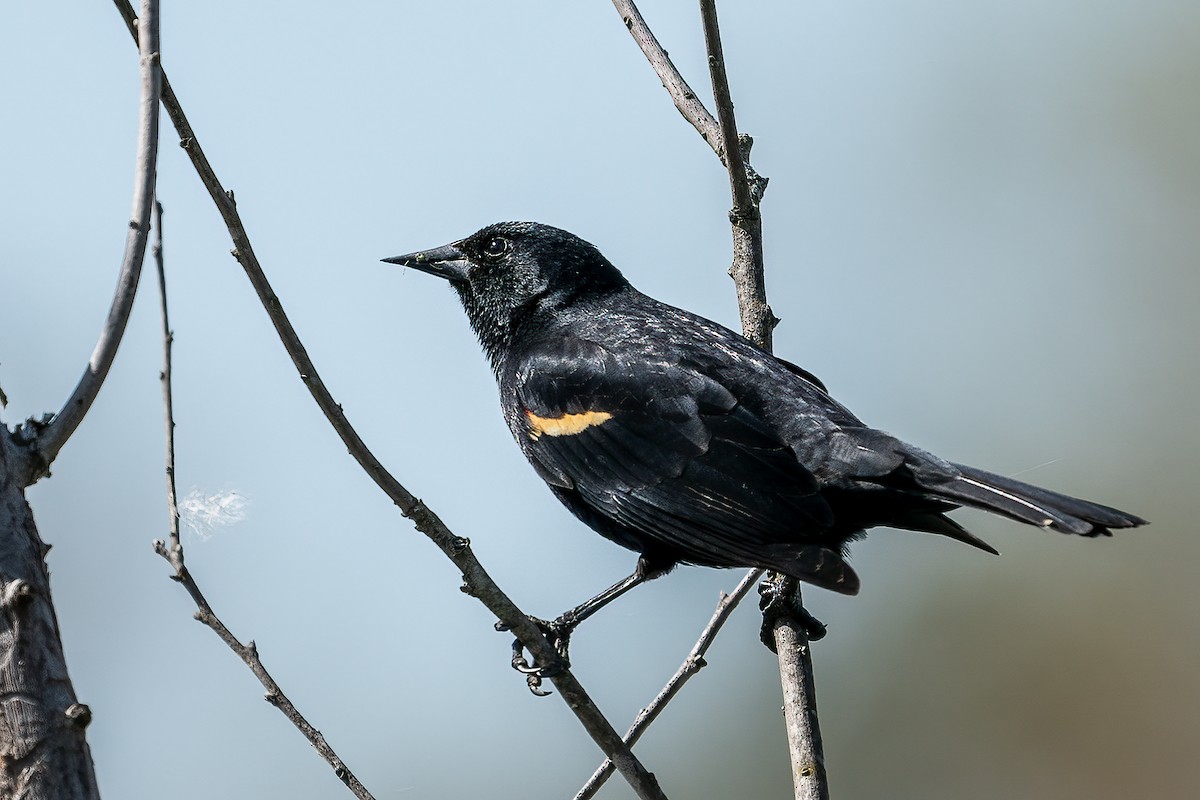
525 409 614 440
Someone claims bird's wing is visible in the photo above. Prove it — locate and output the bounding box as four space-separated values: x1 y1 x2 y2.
509 337 856 593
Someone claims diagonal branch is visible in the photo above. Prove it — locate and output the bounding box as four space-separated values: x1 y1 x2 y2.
22 0 162 483
610 0 722 158
151 201 375 798
574 568 763 800
152 558 376 799
112 3 665 798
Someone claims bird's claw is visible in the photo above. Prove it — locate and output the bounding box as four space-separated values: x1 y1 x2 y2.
758 575 827 652
496 615 575 696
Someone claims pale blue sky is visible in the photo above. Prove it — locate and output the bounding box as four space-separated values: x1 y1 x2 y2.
2 2 1197 798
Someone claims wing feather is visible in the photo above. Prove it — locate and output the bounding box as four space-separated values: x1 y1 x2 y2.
508 336 839 577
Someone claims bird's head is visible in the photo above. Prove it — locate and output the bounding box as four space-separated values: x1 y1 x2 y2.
384 222 629 365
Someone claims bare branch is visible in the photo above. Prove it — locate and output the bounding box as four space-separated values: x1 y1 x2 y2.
113 3 665 797
698 0 775 351
610 0 723 159
575 568 763 800
610 1 826 796
26 0 162 481
152 200 180 556
152 201 379 799
153 550 377 799
773 617 829 799
699 5 752 219
696 3 826 797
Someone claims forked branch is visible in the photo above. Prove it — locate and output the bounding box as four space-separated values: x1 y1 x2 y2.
113 2 665 797
23 0 162 483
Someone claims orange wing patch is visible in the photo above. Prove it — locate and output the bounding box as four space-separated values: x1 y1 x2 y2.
525 409 614 440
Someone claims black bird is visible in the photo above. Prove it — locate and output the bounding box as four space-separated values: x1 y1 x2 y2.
384 222 1144 670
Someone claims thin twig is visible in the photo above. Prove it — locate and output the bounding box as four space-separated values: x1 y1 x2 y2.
610 0 722 158
153 200 180 554
113 4 665 798
151 203 376 800
158 550 378 798
698 0 775 351
160 571 375 798
574 568 763 800
24 0 162 483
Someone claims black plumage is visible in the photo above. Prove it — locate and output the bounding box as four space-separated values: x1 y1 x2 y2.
384 222 1144 621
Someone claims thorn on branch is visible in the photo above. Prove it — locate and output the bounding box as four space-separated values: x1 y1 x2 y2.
64 703 93 730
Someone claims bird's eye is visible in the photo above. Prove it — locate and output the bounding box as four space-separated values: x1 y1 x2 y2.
482 237 510 259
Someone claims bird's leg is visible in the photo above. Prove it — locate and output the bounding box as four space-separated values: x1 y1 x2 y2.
757 573 827 652
498 556 669 694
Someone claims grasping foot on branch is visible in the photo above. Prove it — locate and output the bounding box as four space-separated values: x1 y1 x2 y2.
497 616 569 696
498 556 669 695
758 574 826 652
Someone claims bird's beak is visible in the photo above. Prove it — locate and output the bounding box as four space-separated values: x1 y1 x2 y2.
381 243 472 282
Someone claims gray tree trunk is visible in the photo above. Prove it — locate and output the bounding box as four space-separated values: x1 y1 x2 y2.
0 436 99 799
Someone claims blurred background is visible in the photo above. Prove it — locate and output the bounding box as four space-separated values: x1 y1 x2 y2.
2 1 1196 798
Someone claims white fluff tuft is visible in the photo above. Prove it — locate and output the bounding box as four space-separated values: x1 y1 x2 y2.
180 489 248 540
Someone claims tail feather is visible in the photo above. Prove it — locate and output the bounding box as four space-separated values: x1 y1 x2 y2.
893 510 1001 555
929 463 1146 537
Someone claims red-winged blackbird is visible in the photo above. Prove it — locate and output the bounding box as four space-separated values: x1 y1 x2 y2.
385 222 1144 662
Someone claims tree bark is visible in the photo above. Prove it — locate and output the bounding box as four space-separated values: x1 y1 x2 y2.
0 436 99 799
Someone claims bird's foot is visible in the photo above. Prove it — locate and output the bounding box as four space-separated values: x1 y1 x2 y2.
495 613 576 696
757 574 827 652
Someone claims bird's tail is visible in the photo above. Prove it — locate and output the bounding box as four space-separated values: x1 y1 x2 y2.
919 463 1146 537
